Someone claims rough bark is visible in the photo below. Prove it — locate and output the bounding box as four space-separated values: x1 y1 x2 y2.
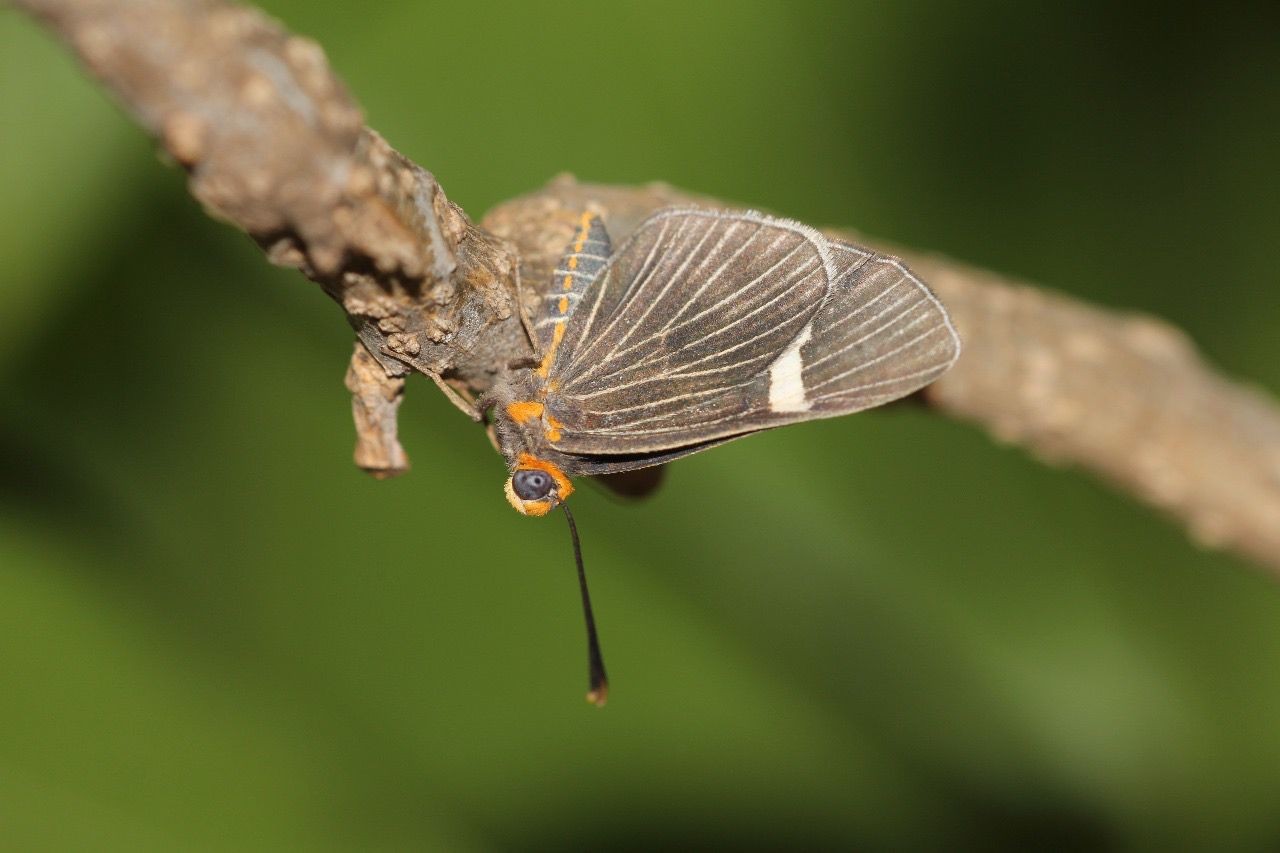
16 0 528 404
14 0 1280 572
344 341 409 479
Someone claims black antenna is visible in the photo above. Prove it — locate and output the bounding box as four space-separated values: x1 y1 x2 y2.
562 504 608 706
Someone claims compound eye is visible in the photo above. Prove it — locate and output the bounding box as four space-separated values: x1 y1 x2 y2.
512 469 555 501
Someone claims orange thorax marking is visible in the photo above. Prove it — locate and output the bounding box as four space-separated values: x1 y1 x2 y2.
505 400 544 424
545 413 564 442
505 400 564 443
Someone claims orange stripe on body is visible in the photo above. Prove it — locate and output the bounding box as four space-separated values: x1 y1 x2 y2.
572 210 593 253
536 323 565 378
530 212 595 395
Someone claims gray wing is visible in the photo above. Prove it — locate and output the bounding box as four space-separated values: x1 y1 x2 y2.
545 209 959 456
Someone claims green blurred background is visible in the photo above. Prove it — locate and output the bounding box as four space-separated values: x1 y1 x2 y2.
2 2 1279 849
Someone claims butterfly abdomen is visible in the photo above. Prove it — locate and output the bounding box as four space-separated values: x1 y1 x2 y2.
535 212 613 368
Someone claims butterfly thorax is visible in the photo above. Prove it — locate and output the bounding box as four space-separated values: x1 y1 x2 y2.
489 369 577 516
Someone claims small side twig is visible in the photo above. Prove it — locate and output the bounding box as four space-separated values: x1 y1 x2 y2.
344 342 409 479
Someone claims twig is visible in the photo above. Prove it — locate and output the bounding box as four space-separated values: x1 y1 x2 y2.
14 0 1280 571
344 341 409 478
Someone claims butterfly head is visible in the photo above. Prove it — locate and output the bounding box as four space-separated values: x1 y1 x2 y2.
504 453 575 516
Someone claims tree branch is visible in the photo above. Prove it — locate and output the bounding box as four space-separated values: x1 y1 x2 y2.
15 0 529 403
15 0 1280 572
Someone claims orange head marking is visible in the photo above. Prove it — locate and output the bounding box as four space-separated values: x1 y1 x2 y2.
504 454 574 516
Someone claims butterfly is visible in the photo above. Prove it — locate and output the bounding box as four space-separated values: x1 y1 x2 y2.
477 207 961 704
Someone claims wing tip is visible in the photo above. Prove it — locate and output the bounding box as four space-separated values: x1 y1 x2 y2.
870 255 963 374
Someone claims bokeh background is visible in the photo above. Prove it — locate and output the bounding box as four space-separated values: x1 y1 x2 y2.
3 2 1279 849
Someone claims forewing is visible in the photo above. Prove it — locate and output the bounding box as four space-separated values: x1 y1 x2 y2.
545 209 835 453
544 212 960 460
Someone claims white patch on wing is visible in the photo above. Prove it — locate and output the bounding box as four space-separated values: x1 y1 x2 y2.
767 324 813 412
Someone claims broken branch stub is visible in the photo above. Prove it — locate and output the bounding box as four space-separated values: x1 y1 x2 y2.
344 342 409 479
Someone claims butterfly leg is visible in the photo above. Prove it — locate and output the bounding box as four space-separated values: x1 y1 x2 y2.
509 262 542 356
427 371 483 421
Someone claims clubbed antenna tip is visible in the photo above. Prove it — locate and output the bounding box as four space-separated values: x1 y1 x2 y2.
562 504 609 708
